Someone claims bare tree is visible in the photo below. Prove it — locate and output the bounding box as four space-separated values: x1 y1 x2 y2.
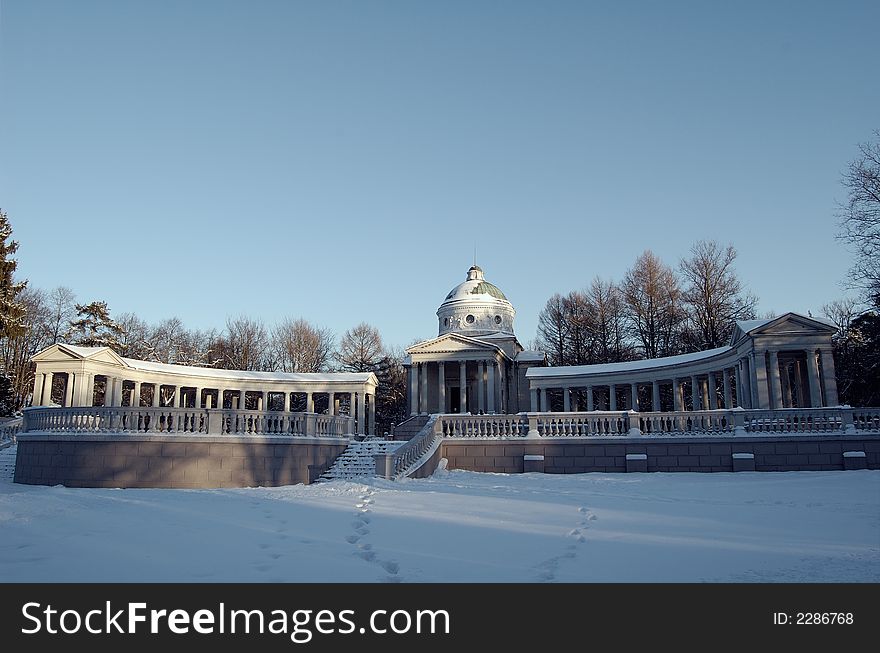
272 317 334 373
822 297 859 344
536 294 570 366
837 131 880 308
46 286 76 344
115 312 152 359
335 322 384 372
220 315 269 371
622 250 685 359
680 241 757 350
2 287 52 409
585 277 633 363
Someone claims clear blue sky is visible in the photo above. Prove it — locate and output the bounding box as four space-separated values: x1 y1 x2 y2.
2 1 877 350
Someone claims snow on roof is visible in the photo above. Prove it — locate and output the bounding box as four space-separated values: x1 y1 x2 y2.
736 313 837 335
735 318 775 333
526 346 733 378
60 344 109 358
516 351 546 362
121 357 375 384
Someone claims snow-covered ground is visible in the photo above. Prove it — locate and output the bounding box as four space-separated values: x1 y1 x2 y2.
1 445 877 582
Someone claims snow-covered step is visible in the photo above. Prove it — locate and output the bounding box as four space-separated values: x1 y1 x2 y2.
318 439 404 481
0 444 17 483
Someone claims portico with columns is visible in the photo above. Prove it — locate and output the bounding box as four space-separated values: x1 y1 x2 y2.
526 313 840 412
29 343 379 435
405 265 545 416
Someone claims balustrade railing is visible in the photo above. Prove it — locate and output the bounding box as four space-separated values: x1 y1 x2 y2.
741 408 845 434
0 416 22 447
379 415 440 478
639 410 734 435
22 407 354 438
535 412 630 436
439 414 528 438
852 408 880 432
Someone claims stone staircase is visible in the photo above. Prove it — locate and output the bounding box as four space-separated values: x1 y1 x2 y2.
391 415 431 441
318 439 404 482
0 444 17 483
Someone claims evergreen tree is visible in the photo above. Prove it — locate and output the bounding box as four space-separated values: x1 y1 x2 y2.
0 209 28 340
68 301 123 349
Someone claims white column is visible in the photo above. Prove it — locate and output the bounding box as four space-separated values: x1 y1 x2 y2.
609 385 617 411
193 387 201 409
64 373 74 407
722 370 732 408
735 363 743 407
239 389 246 410
708 373 718 409
358 392 366 435
132 381 142 408
689 375 699 410
438 362 446 413
328 392 335 416
477 361 485 412
768 350 782 409
530 387 538 412
307 392 314 413
752 351 769 409
175 386 184 408
673 378 682 411
487 362 496 413
652 381 661 412
459 361 467 413
806 350 822 408
586 386 594 411
408 364 418 415
153 383 162 407
257 392 265 411
349 392 357 428
33 373 46 406
283 391 291 412
630 383 639 411
539 388 548 412
368 394 375 436
419 362 428 414
819 348 838 406
563 387 570 412
105 377 113 407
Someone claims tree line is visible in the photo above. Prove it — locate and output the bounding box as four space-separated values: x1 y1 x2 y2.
0 216 407 431
536 241 758 366
1 131 878 417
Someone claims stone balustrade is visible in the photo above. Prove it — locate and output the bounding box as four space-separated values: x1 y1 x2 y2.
22 406 355 438
438 414 529 438
639 410 734 435
429 406 879 441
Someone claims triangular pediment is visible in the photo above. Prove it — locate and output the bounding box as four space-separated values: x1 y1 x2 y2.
31 343 129 367
731 312 837 345
406 333 502 356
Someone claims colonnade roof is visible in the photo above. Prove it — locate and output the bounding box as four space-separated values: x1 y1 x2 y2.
32 344 378 387
526 346 733 380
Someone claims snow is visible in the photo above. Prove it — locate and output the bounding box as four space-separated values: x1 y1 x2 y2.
1 447 877 583
121 358 374 384
47 343 375 384
527 346 733 378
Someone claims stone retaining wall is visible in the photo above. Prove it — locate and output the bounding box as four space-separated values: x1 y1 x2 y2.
440 435 880 474
14 434 350 488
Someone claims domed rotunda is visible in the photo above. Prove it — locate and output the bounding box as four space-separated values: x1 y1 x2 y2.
437 265 516 338
405 265 546 416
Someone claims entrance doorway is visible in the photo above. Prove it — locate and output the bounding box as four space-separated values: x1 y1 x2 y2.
449 388 467 414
